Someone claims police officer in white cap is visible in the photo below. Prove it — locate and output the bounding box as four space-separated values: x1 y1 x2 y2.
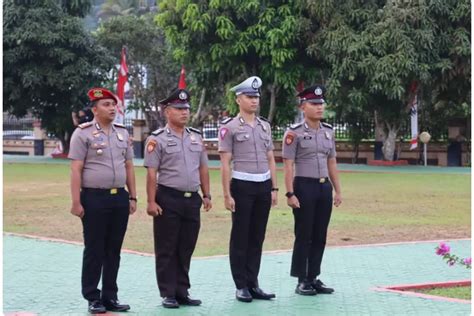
218 76 278 302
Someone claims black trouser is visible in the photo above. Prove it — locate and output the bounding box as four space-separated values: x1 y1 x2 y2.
229 178 272 289
81 188 130 301
291 177 333 280
154 185 202 298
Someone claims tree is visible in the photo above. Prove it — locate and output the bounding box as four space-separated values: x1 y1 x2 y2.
306 0 470 160
95 13 180 129
3 0 113 152
156 0 320 125
97 0 155 22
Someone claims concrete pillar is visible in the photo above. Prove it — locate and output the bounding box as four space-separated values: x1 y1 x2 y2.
132 119 148 158
33 120 46 156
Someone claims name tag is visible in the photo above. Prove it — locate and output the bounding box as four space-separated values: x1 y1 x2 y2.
167 142 177 147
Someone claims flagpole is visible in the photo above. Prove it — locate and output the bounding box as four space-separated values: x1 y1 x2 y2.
115 46 128 125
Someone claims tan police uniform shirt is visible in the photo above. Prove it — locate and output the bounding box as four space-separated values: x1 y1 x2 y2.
143 126 208 192
218 116 273 174
282 122 336 178
68 120 133 188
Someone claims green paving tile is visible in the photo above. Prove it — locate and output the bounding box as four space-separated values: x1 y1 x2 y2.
4 236 471 315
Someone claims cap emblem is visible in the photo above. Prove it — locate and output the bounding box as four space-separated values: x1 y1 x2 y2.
179 91 187 100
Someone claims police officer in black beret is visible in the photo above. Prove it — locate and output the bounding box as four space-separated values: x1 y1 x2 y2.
144 88 212 309
282 84 342 296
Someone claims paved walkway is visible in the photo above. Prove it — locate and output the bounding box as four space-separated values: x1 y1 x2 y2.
4 235 471 315
3 154 471 174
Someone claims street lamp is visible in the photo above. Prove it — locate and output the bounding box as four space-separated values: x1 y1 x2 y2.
419 131 431 166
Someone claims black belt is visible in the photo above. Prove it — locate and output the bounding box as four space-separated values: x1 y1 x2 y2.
295 177 329 184
158 184 198 198
82 187 125 195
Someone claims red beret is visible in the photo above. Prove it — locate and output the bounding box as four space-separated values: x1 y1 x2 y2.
87 88 118 104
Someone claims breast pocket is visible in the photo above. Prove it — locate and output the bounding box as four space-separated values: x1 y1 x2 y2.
319 139 333 156
189 143 203 153
300 139 312 148
165 145 181 154
116 141 129 158
260 133 271 148
189 143 203 165
235 133 250 142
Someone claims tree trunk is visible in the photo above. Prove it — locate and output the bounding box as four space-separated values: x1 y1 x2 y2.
352 143 359 164
375 110 401 161
267 84 277 123
191 88 206 126
382 125 398 161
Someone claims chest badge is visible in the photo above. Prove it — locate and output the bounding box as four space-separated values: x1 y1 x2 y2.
117 133 124 141
325 131 331 140
96 149 103 156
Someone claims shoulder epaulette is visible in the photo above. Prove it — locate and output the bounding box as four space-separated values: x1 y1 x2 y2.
220 117 233 125
258 116 269 123
113 122 127 129
188 127 202 135
78 122 93 129
322 122 333 129
289 122 303 130
151 128 164 136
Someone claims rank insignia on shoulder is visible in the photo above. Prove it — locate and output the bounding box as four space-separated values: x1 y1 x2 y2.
78 122 93 129
187 127 202 135
151 128 164 136
258 116 269 122
321 122 333 129
220 117 233 125
289 122 303 130
113 122 126 129
147 139 157 153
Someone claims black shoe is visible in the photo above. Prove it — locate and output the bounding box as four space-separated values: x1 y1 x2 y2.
295 281 317 296
249 287 276 300
88 300 106 314
176 295 202 306
311 279 334 294
102 299 130 312
162 297 180 308
235 288 253 302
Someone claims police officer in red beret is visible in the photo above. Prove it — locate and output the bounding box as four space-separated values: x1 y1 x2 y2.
69 88 137 313
282 85 342 296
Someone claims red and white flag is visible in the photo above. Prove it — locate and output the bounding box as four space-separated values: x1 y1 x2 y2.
409 94 418 150
178 65 186 89
115 47 128 124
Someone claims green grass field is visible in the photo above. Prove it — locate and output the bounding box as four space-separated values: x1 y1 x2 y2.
3 163 471 256
417 286 471 300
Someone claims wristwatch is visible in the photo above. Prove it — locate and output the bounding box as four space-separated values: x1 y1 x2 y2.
203 194 212 200
129 197 138 201
271 188 279 192
285 192 295 198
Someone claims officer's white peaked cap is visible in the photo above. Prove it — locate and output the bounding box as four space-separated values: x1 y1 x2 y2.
230 76 262 96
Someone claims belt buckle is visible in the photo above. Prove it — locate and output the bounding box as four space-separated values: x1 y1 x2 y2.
319 178 326 184
110 188 118 194
184 192 192 198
